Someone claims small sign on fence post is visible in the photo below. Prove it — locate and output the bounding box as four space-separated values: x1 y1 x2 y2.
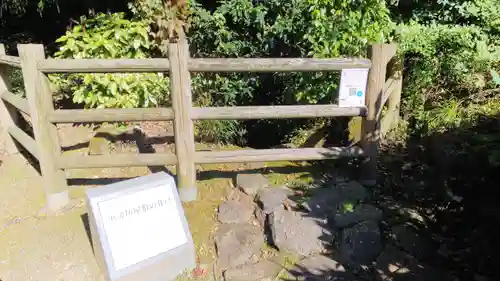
338 68 369 107
85 172 196 281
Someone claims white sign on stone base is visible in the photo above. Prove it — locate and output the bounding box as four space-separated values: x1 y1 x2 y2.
338 68 369 107
85 172 196 281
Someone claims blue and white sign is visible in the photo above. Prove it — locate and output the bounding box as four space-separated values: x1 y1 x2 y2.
338 68 369 107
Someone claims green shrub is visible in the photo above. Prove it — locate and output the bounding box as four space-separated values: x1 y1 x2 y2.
189 0 393 144
387 1 500 136
393 20 500 135
49 13 169 109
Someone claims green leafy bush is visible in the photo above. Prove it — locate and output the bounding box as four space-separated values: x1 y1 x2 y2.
186 0 393 144
393 21 500 135
50 13 169 109
386 1 500 136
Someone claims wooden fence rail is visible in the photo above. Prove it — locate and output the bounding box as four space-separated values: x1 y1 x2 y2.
0 40 402 211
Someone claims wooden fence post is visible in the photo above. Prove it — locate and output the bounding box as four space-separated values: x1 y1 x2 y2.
361 44 388 186
169 37 197 202
384 53 403 131
18 44 69 211
0 44 20 155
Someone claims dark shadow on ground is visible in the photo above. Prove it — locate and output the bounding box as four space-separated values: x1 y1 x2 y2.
197 163 326 182
280 113 500 281
373 113 500 280
11 111 41 173
80 213 93 253
65 128 175 186
68 177 136 186
61 131 174 152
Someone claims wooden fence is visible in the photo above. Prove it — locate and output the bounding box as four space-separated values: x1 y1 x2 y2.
0 40 402 211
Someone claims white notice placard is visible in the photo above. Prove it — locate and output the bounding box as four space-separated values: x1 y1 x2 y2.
338 68 369 107
98 184 188 271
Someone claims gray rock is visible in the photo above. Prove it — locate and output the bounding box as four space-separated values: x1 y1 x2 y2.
289 255 362 281
302 181 368 217
215 223 264 270
378 199 428 227
334 204 383 228
390 224 436 261
475 274 494 281
270 208 331 257
256 187 294 214
375 245 449 281
339 221 383 265
236 174 269 196
218 201 254 224
223 259 282 281
400 208 426 225
254 207 266 229
338 181 369 202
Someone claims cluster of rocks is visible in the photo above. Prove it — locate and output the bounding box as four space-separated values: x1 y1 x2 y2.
214 173 449 281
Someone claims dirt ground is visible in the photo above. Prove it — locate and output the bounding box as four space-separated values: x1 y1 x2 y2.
0 122 314 281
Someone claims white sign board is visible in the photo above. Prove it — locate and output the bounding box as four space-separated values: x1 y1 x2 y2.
338 68 369 107
86 172 195 281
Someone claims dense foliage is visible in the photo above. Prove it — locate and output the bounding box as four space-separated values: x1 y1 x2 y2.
41 0 500 144
187 0 394 143
49 13 169 109
2 1 500 278
389 0 500 136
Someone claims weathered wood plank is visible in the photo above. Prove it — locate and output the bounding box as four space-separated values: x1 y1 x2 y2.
56 153 177 169
188 58 371 72
385 55 403 133
361 44 388 186
8 125 39 159
1 90 30 115
48 108 175 123
38 58 171 73
383 43 398 66
19 44 69 211
192 105 367 120
170 38 197 202
0 45 21 155
380 108 398 137
38 57 371 73
376 77 399 120
0 55 21 68
382 77 398 106
195 147 364 164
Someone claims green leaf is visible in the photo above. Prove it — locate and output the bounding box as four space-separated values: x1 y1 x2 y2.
109 82 118 97
491 70 500 86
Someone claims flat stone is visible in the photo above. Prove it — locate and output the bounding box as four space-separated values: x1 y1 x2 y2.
218 201 254 224
337 181 369 202
256 187 294 214
375 245 449 281
254 207 266 229
390 224 436 261
378 199 428 227
339 221 383 266
302 181 368 217
475 274 494 281
288 255 361 281
215 223 264 270
334 204 383 228
270 208 331 257
223 259 282 281
236 174 269 196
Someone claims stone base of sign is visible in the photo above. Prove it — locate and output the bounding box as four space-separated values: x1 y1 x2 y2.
47 190 70 211
86 172 196 281
179 186 198 202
